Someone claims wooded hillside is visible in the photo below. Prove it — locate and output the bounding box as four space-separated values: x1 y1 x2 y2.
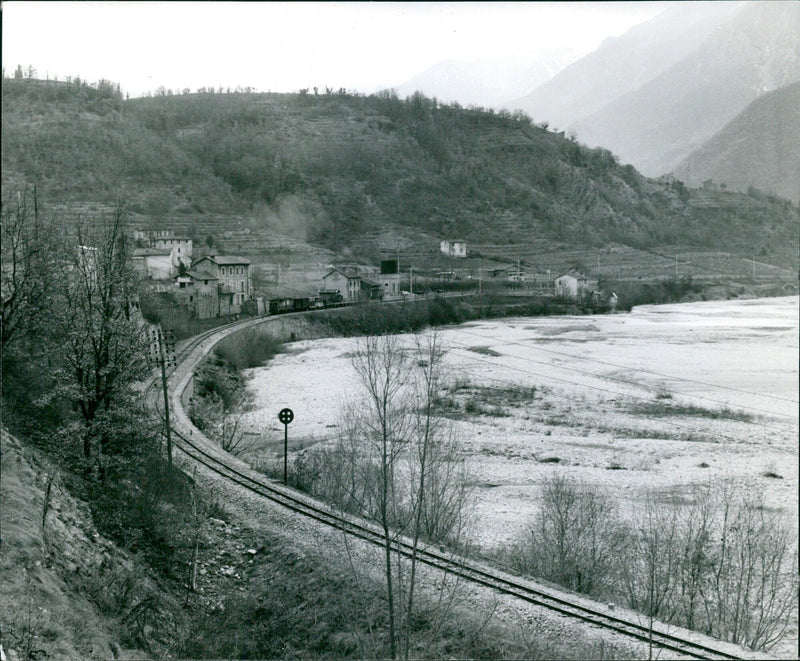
3 78 798 270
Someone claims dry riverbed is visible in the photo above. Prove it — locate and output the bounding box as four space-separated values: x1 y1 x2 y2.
231 296 799 656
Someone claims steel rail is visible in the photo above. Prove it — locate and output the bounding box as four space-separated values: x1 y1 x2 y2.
166 419 745 661
143 314 753 661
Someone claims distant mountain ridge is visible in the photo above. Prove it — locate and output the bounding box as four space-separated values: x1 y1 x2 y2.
511 2 746 131
673 81 800 203
513 1 800 178
392 48 580 110
572 1 800 175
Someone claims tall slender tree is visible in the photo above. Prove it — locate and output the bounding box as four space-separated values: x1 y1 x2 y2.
51 202 149 461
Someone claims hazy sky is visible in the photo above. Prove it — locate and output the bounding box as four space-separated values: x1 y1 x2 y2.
2 1 672 97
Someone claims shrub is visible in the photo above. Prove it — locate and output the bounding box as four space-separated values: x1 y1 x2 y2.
213 326 283 370
504 480 798 651
511 475 625 595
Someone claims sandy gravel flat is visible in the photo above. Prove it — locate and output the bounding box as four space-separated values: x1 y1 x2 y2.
226 296 798 657
237 297 797 546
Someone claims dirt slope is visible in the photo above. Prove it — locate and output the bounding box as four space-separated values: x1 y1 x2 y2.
0 431 151 660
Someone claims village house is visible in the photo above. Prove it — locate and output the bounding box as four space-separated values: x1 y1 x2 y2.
174 269 219 319
440 239 467 258
554 269 598 300
376 272 401 296
322 267 362 302
131 230 192 275
132 248 173 280
133 228 172 245
192 255 251 315
378 258 401 296
153 236 193 270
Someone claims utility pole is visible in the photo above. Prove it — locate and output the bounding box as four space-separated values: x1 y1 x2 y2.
155 326 176 465
410 266 413 294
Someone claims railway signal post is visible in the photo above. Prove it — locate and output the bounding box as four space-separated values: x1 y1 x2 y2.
278 407 294 484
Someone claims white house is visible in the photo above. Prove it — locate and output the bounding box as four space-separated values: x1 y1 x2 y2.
132 248 173 280
440 239 467 258
376 272 401 296
153 236 193 270
554 269 598 299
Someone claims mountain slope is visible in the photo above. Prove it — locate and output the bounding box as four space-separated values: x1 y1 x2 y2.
511 2 745 131
393 49 579 110
3 77 798 271
0 79 237 214
673 82 800 202
571 1 800 175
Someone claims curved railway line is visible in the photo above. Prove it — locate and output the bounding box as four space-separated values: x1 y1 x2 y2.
144 313 770 661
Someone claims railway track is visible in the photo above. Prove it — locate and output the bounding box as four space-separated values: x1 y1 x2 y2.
144 314 761 661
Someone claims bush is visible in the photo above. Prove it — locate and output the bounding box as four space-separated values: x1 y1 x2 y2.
504 479 798 651
213 326 283 370
509 475 624 595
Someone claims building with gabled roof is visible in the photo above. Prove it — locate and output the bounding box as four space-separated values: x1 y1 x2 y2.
174 269 219 319
153 236 192 269
360 277 384 300
554 269 598 300
322 267 362 302
440 239 467 258
132 248 173 280
192 255 252 314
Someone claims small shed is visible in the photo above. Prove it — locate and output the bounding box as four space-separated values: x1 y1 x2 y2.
360 277 384 300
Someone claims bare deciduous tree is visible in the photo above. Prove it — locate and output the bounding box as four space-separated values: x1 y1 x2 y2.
1 186 52 349
318 332 470 659
50 203 149 461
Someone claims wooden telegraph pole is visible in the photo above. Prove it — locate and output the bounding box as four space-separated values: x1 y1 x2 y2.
155 326 176 465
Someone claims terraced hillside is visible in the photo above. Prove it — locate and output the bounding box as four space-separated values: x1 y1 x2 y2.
3 78 798 276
